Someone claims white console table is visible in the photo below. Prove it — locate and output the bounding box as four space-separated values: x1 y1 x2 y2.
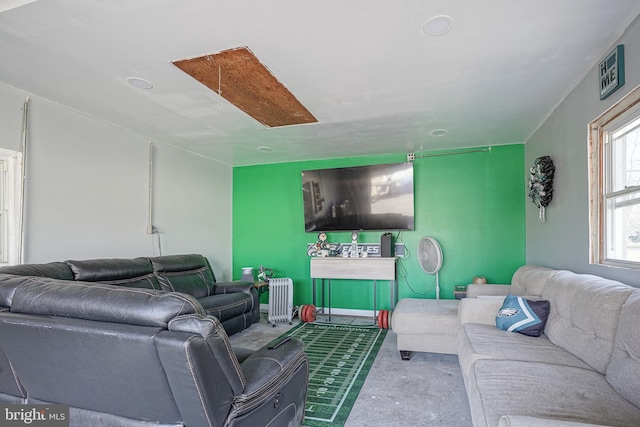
310 257 397 323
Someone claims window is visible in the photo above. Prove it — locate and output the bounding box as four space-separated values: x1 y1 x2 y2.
0 148 23 266
589 85 640 269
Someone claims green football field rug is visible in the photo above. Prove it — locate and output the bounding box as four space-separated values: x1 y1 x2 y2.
278 322 387 427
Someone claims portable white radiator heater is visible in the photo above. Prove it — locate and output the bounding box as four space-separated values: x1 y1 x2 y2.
268 277 293 325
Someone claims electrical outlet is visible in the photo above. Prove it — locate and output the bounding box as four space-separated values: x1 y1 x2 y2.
407 152 415 161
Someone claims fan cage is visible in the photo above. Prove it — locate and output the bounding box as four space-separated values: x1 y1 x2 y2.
417 237 443 274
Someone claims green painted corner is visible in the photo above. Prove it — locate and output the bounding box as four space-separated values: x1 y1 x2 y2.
232 145 525 310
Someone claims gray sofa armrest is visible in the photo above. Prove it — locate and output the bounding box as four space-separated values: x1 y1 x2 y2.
458 297 505 325
499 415 614 427
467 283 511 298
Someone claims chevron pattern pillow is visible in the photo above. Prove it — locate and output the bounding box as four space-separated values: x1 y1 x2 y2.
496 295 550 337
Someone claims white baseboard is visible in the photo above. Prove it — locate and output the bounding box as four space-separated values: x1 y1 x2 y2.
260 303 376 319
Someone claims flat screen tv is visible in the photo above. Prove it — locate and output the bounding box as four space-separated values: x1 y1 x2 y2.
302 162 414 232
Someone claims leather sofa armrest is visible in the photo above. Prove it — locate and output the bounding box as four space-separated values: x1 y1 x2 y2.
458 297 505 325
228 337 309 424
239 336 307 395
214 281 254 295
467 283 511 298
213 281 261 325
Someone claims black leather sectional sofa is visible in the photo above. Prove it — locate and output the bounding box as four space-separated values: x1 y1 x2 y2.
0 254 309 426
0 253 259 336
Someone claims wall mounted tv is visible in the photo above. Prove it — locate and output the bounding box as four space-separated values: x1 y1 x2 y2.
302 162 415 232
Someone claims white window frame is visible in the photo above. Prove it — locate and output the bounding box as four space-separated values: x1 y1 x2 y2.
589 84 640 269
0 148 23 266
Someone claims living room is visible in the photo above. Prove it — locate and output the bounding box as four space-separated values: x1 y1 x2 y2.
0 2 638 293
1 1 640 426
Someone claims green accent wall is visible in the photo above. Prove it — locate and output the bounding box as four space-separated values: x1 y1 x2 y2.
233 144 525 310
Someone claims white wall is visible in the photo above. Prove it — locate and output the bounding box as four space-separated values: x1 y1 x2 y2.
525 15 640 287
0 83 234 280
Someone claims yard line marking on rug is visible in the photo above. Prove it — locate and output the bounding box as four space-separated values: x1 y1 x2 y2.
281 322 386 426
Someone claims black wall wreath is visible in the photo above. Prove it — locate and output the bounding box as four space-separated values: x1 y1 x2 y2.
528 156 555 222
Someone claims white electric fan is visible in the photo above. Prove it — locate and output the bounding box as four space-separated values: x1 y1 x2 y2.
417 237 444 299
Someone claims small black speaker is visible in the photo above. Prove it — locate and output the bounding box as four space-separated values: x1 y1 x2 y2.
381 233 394 257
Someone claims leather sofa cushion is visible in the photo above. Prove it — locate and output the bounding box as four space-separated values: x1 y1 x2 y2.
150 254 216 298
10 277 204 327
65 258 161 289
0 274 24 307
0 262 73 280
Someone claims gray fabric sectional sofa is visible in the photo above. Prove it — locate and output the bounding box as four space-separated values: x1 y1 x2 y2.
458 265 640 427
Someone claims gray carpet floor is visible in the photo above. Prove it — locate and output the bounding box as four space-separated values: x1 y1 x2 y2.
228 312 472 426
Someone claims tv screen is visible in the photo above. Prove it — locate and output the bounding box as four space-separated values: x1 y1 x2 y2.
302 162 414 232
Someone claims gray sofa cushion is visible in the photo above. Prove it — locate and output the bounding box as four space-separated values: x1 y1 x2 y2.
468 359 640 427
542 271 634 374
510 265 560 297
458 323 591 379
606 290 640 408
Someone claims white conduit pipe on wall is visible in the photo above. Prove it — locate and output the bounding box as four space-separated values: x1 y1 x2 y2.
414 146 491 159
147 140 155 235
18 97 29 264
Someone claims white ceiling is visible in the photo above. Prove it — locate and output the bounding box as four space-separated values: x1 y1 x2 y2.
1 0 640 166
